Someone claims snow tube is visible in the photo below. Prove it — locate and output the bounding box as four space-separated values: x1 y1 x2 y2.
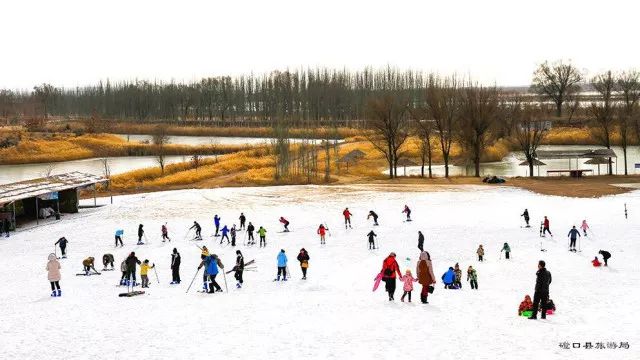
546 309 554 315
520 311 533 317
372 272 383 291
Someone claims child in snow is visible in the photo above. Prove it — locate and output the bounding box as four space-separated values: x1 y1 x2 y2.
231 225 237 246
82 257 98 275
501 243 511 259
115 229 124 247
402 205 411 221
453 263 462 288
140 260 155 288
258 226 267 247
477 245 485 262
120 260 128 285
161 223 170 242
518 295 533 316
137 224 145 245
367 230 377 250
54 237 68 258
467 266 478 290
591 257 602 267
580 220 589 236
343 208 353 229
220 225 230 244
102 253 115 270
399 269 417 302
46 253 61 297
317 224 327 245
442 267 456 289
367 211 379 226
599 250 611 266
297 248 310 280
276 249 288 281
279 217 290 232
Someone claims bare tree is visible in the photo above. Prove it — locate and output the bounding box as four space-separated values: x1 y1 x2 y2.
589 71 616 175
511 103 547 177
531 60 583 117
459 85 500 177
424 75 460 177
365 94 410 178
152 124 170 174
191 154 202 170
32 83 57 119
617 70 640 175
410 107 435 178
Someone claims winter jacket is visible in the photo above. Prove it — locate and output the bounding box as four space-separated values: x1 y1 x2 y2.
247 224 255 233
502 244 511 252
381 256 402 279
442 269 455 285
82 257 95 267
161 225 168 235
599 250 611 260
221 226 229 235
171 253 181 268
125 254 141 270
102 254 114 265
534 268 552 293
418 232 424 245
297 251 309 267
138 225 144 237
214 216 220 226
518 295 533 315
367 231 376 241
400 274 417 292
120 260 128 272
416 256 435 286
543 218 549 228
568 228 580 240
368 211 378 220
467 269 478 282
521 210 530 221
454 268 462 282
46 254 61 282
277 252 288 267
258 227 267 237
477 247 485 256
203 255 219 275
580 221 589 231
115 229 124 237
592 259 602 267
236 254 244 269
343 209 352 219
279 218 289 225
55 237 68 247
140 263 154 275
317 226 326 236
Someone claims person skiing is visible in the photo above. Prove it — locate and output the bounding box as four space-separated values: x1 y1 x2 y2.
125 252 142 286
46 253 61 297
171 248 181 284
189 221 202 240
54 237 68 258
82 257 98 275
399 269 417 302
102 253 115 270
119 260 128 286
230 225 237 246
234 250 244 288
518 295 533 316
416 251 436 304
137 224 145 245
140 260 155 288
521 209 530 227
297 248 310 280
441 267 456 289
580 220 589 236
239 213 246 230
275 249 288 281
402 205 411 221
529 260 552 320
542 216 552 237
598 250 611 266
567 226 581 252
279 217 290 232
220 225 230 244
417 231 424 252
247 222 255 245
477 245 485 262
367 230 377 250
501 242 511 259
198 254 223 293
317 224 327 245
367 210 379 226
591 257 602 267
214 215 221 236
467 266 478 290
114 229 124 247
161 223 170 242
258 226 267 247
343 208 353 229
380 253 402 301
453 263 462 288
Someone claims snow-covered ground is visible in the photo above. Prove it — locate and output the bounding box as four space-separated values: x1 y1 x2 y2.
1 184 639 360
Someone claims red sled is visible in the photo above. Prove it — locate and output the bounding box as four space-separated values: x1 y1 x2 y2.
373 272 383 291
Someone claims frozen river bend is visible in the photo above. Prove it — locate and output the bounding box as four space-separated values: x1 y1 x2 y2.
1 184 639 360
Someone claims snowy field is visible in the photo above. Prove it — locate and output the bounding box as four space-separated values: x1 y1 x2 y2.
1 184 639 360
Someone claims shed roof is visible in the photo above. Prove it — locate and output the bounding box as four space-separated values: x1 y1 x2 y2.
535 148 617 160
0 172 108 205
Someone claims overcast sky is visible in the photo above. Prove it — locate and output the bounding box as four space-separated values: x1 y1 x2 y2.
2 0 638 89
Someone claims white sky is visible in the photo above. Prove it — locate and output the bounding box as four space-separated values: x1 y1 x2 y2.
1 0 638 89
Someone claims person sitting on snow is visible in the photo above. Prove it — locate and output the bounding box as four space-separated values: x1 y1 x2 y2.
592 256 602 267
518 295 533 316
279 217 290 232
442 267 456 289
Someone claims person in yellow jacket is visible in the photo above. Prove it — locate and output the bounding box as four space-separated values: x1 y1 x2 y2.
140 260 155 288
201 246 209 257
82 257 98 275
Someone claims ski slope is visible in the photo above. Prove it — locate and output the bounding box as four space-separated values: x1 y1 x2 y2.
1 184 639 360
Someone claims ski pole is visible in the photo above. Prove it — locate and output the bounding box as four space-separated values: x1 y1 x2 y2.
222 271 228 293
186 267 201 294
153 265 160 284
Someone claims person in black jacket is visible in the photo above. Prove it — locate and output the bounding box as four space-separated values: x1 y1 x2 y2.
137 224 145 245
529 260 552 319
234 250 244 288
54 237 68 258
598 250 611 266
417 231 424 252
125 252 142 285
367 231 377 250
521 209 530 227
239 213 246 230
367 211 379 226
171 248 181 284
297 248 310 279
247 222 255 245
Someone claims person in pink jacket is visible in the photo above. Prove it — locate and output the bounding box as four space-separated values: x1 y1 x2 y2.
46 253 62 297
399 269 418 302
580 220 589 236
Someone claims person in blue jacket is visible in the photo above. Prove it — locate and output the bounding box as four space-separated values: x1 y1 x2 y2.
115 229 124 247
442 267 456 289
214 215 221 237
220 225 230 244
567 225 581 252
198 254 223 293
275 249 288 281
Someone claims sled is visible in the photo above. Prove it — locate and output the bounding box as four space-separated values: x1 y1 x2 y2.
520 311 533 317
76 272 101 276
372 272 383 291
118 291 145 297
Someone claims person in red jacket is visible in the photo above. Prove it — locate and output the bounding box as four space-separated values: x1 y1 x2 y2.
380 252 403 301
279 217 290 232
591 257 602 267
317 224 327 245
343 208 353 229
542 216 552 237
